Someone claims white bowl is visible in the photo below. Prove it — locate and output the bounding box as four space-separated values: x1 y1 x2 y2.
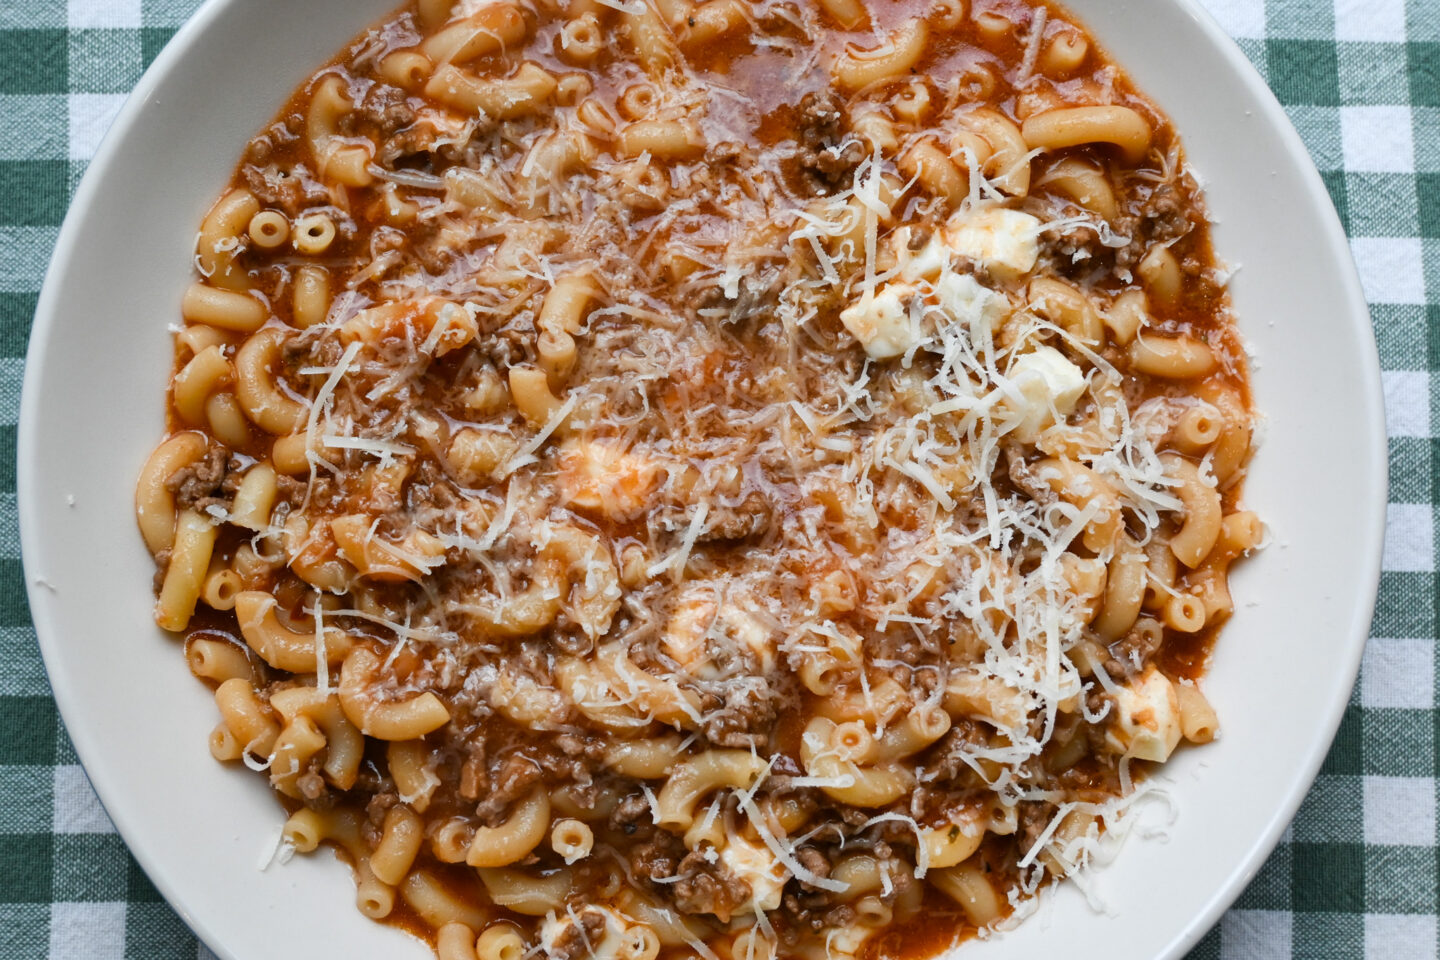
19 0 1385 958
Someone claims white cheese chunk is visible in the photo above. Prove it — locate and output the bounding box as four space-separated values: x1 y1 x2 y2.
719 834 788 913
1105 667 1181 763
839 284 919 360
818 925 871 960
897 231 950 282
934 272 1010 338
945 206 1041 282
1005 345 1087 440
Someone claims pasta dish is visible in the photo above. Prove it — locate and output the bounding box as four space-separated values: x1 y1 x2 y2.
135 0 1259 957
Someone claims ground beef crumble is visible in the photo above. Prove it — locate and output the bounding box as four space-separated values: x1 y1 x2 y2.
672 849 754 922
473 753 542 825
548 908 607 960
166 447 230 514
794 90 864 193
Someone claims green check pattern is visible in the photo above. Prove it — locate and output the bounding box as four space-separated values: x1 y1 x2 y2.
0 0 1433 956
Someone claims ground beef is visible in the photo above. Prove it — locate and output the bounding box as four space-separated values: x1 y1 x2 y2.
296 770 327 802
406 458 460 513
1006 446 1056 505
797 104 859 184
698 492 772 542
633 827 765 922
370 226 409 262
354 84 415 137
708 140 753 167
1017 801 1057 861
473 752 542 824
780 898 855 933
364 791 400 834
768 753 804 778
784 841 906 926
1136 181 1190 244
798 91 844 149
631 828 685 882
608 793 654 837
795 846 830 890
459 737 487 801
243 163 310 214
1104 621 1163 678
548 626 595 657
1084 686 1112 729
1114 180 1196 269
298 788 340 813
1038 221 1107 279
239 116 314 212
1082 686 1114 753
219 465 244 497
867 629 933 673
554 732 606 761
533 741 596 785
694 265 784 324
807 141 865 189
1038 174 1198 280
151 549 171 593
759 768 815 801
242 135 273 166
166 446 229 512
549 908 607 960
275 475 309 506
284 334 339 367
409 218 454 276
794 90 863 192
920 718 990 783
378 125 437 165
700 680 775 748
672 849 754 922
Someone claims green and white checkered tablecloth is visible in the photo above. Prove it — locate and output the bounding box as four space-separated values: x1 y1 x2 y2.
0 0 1434 956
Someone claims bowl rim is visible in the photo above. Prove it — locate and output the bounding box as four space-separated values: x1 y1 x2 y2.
17 0 1387 957
1109 1 1386 953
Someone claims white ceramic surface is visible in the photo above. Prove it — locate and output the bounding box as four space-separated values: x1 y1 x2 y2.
18 1 1385 958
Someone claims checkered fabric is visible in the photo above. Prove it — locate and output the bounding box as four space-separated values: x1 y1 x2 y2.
0 0 1434 956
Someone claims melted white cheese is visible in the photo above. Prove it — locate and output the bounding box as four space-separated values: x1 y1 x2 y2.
1005 346 1087 440
896 232 950 283
934 271 1010 338
839 285 919 360
720 833 790 913
945 206 1041 282
1105 667 1181 762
